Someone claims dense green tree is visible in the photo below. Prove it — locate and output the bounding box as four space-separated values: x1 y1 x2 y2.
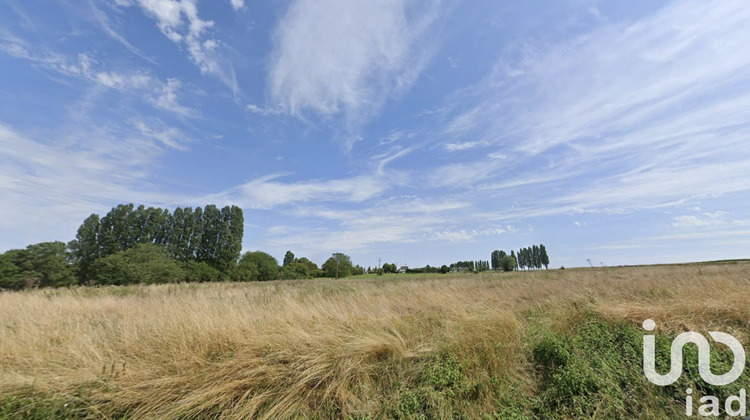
182 260 222 282
282 257 319 279
491 250 501 270
540 244 550 269
235 251 279 281
0 242 76 289
88 243 184 286
197 204 221 266
381 262 398 274
499 255 516 272
22 242 76 287
168 207 188 259
451 261 475 271
439 264 450 274
283 250 295 267
71 203 243 282
68 213 101 283
0 249 31 289
213 205 244 274
323 253 353 278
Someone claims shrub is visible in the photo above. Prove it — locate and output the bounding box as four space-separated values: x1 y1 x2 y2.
234 251 279 281
88 243 184 285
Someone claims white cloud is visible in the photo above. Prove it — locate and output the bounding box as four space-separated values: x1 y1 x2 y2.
448 0 750 153
0 121 189 249
670 211 750 229
133 120 190 150
436 0 750 214
229 0 244 11
245 103 283 116
150 78 197 117
0 34 95 78
206 173 389 209
267 0 441 126
0 33 195 117
122 0 239 96
443 140 489 152
256 197 479 257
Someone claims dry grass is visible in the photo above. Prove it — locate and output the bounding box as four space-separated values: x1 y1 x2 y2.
1 262 749 418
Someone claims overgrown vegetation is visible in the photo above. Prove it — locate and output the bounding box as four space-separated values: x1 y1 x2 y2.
1 263 748 418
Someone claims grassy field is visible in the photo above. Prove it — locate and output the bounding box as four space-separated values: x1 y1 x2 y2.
1 263 749 419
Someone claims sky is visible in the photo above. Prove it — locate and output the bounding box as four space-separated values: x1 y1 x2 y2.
1 0 750 269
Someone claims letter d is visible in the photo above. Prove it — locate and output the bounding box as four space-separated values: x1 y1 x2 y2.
725 388 746 417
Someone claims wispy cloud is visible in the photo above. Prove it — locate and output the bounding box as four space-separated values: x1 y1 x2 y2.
267 0 442 131
671 211 749 229
257 196 480 257
443 140 489 152
118 0 239 96
0 33 93 77
436 0 750 214
229 0 244 11
149 78 197 117
0 121 189 249
88 0 157 64
0 32 196 117
205 173 389 209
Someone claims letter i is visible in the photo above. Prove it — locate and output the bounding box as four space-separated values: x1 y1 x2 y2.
685 388 693 416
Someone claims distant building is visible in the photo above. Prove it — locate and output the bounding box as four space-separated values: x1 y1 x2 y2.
398 266 408 273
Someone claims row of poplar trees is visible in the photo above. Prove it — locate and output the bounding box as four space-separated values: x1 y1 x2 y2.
517 244 549 270
491 244 550 271
69 204 244 283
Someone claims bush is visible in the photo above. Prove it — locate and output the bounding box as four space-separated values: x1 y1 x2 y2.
88 243 184 285
234 251 279 281
182 260 222 282
0 242 75 289
281 257 319 280
322 254 353 278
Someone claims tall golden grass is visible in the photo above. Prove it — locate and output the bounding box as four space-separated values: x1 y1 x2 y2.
1 263 749 418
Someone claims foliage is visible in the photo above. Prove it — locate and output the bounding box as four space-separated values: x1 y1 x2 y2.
182 260 222 282
0 242 75 289
352 264 365 276
491 250 506 270
88 243 184 285
381 262 397 274
451 261 475 271
475 260 490 271
322 253 353 278
235 251 279 281
517 244 549 270
283 250 295 267
69 204 243 283
282 257 319 279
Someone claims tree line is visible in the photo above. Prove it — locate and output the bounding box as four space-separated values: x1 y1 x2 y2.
0 203 553 290
369 244 550 276
516 244 549 270
0 203 375 290
69 203 244 284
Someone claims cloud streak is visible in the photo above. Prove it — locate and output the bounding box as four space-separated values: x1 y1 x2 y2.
436 0 750 214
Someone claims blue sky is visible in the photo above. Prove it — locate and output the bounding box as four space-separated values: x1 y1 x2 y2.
1 0 750 269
